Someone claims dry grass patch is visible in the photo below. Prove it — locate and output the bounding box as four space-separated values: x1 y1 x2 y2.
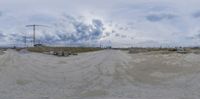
27 47 103 53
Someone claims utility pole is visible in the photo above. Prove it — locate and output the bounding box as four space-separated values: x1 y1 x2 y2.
26 24 48 46
23 35 26 47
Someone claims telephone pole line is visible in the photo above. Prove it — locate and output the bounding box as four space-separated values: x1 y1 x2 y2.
26 24 48 46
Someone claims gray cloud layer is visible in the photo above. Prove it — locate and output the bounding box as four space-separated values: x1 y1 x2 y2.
53 15 104 43
146 13 177 22
1 0 200 47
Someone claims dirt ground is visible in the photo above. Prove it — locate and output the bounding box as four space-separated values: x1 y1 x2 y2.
0 49 200 99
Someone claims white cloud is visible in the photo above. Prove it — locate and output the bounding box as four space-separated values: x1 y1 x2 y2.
0 0 200 47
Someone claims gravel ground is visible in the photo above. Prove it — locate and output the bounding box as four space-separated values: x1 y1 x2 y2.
0 49 200 99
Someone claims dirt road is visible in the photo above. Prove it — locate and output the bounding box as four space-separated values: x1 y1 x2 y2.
0 50 200 99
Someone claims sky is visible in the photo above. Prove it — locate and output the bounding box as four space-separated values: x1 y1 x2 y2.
1 0 200 47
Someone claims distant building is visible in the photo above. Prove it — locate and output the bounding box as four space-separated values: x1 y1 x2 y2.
177 47 187 54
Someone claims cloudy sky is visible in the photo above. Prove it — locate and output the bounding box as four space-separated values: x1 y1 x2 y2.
1 0 200 47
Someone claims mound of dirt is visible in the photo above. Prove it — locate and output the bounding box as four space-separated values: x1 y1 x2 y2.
0 50 5 55
18 49 29 54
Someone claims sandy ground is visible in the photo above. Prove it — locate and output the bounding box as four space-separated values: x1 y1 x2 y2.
0 49 200 99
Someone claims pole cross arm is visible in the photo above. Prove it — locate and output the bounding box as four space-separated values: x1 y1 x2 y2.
25 24 49 46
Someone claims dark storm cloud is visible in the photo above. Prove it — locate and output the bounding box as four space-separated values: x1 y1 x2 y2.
193 11 200 18
115 33 120 37
0 32 6 39
9 33 24 42
121 35 127 38
105 32 110 36
119 27 124 30
46 15 105 43
0 11 2 17
8 33 32 44
146 13 177 22
112 30 116 33
131 37 134 40
40 32 59 44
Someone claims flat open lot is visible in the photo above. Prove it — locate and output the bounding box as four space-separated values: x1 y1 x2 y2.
0 49 200 99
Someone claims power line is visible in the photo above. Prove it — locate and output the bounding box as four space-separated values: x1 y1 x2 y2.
26 24 48 46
